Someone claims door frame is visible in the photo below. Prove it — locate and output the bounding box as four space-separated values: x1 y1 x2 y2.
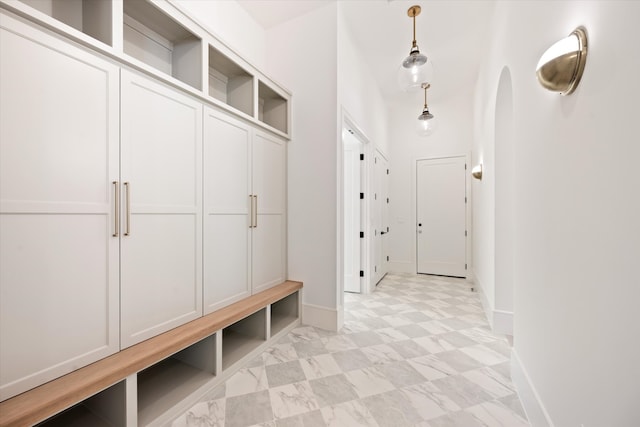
413 153 472 279
339 109 373 302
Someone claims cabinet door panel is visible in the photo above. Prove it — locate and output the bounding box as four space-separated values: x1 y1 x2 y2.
120 214 199 347
252 131 286 293
203 109 251 313
0 12 119 400
253 133 285 214
252 214 285 293
120 70 202 348
204 215 251 311
0 215 113 389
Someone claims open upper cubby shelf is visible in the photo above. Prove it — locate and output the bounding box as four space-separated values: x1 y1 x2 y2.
209 44 253 117
4 0 291 137
123 0 201 90
258 81 288 133
19 0 112 45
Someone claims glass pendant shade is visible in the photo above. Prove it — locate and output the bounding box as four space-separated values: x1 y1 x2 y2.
398 52 433 92
417 109 438 136
398 5 433 92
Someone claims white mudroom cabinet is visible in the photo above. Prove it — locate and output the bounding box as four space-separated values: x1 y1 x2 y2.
0 0 292 414
203 109 286 314
0 11 120 401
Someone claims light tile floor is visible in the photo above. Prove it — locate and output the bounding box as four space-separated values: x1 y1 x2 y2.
171 273 529 427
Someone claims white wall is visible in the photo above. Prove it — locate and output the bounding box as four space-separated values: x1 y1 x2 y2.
387 91 474 274
174 0 266 69
336 7 389 157
474 1 640 425
470 4 508 328
265 4 340 329
262 4 390 330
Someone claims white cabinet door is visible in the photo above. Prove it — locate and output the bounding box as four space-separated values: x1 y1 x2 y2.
252 131 286 293
0 12 119 400
203 108 251 313
120 69 202 348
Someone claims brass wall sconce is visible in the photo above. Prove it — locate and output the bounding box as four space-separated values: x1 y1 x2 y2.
536 26 588 95
472 164 483 180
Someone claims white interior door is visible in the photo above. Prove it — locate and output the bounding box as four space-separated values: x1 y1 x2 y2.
343 132 362 293
372 151 389 284
416 157 467 277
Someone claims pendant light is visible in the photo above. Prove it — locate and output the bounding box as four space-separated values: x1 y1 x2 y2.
398 5 434 92
417 83 437 136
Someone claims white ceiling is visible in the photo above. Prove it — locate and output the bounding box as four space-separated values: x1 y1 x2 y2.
237 0 496 103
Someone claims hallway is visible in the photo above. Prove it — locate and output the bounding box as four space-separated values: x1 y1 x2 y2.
172 273 529 426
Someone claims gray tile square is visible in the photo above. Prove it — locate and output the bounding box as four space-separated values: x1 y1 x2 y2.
438 318 474 331
309 374 359 407
396 323 431 338
391 339 431 359
402 311 433 322
266 360 306 387
432 374 495 408
345 331 384 347
331 349 373 372
438 331 480 348
225 390 273 427
362 389 421 427
377 361 427 387
292 340 330 358
434 349 484 372
360 316 393 330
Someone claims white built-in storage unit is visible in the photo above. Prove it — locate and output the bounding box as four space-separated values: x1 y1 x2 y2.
0 0 296 424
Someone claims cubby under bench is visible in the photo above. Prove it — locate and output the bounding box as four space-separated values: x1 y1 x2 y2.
0 281 302 427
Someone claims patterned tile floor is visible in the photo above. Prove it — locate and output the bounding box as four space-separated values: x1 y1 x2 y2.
171 273 529 427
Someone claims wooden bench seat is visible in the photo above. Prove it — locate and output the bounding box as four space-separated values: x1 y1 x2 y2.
0 280 303 427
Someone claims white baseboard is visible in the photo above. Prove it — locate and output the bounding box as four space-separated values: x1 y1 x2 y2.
302 303 341 332
472 270 494 328
511 348 554 427
388 260 414 273
493 309 513 335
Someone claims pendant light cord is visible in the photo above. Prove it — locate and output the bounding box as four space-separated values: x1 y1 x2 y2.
412 14 417 48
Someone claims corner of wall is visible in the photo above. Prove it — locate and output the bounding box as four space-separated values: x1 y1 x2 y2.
471 269 493 328
301 303 341 332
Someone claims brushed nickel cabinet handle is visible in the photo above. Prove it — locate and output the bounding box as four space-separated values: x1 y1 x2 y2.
249 195 254 228
124 182 131 236
112 181 119 237
253 195 258 228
